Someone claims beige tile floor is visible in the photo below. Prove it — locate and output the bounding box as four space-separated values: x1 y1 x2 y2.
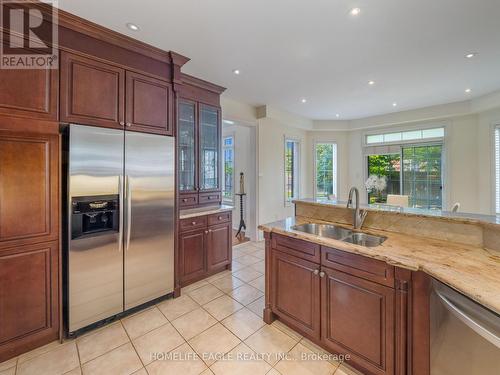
0 241 364 375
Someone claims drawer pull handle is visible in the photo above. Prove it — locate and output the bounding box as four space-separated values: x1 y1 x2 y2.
208 196 212 200
182 198 188 202
319 271 325 278
218 216 222 220
313 269 319 275
191 221 196 225
205 230 209 234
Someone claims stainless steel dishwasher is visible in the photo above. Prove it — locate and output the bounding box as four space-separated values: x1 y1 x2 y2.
430 279 500 374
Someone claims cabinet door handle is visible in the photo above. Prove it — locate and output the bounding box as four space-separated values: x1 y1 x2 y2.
218 216 223 220
313 269 319 275
126 122 132 127
205 230 209 234
319 271 325 278
119 121 125 126
191 221 196 225
182 198 188 202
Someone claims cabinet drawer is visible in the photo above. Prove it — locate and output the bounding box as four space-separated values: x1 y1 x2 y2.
271 234 320 263
321 246 395 287
179 194 198 208
199 192 221 205
180 216 207 232
208 211 232 226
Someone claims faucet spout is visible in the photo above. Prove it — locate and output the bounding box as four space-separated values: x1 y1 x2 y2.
347 187 367 229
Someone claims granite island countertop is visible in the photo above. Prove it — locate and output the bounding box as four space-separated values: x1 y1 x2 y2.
259 216 500 315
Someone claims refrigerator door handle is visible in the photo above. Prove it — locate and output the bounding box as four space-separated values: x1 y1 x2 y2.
125 175 132 252
118 175 124 253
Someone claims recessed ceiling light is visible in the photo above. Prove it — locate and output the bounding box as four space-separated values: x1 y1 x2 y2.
368 80 375 86
392 102 398 107
301 98 307 103
126 23 140 31
335 114 340 118
465 88 472 93
465 52 478 59
350 7 361 16
232 69 240 75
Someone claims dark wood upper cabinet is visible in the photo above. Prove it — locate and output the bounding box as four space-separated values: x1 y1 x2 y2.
199 104 220 192
178 75 226 208
0 130 59 249
60 51 125 129
0 45 58 121
321 267 395 375
271 250 321 340
207 223 231 272
125 71 173 135
178 100 197 194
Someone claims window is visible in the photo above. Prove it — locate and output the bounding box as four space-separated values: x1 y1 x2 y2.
495 127 500 213
222 136 234 202
284 139 300 204
367 153 401 203
402 145 443 209
366 144 443 209
314 143 337 199
366 127 444 145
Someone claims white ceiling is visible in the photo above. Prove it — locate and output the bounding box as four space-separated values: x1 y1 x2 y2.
57 0 500 120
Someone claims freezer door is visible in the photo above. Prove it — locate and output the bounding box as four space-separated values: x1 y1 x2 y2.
68 125 124 332
124 132 175 309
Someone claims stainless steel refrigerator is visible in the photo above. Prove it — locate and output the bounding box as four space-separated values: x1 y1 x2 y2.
66 124 175 334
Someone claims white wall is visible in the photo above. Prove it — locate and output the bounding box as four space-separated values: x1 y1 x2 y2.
315 112 500 214
222 123 258 240
257 108 312 226
222 94 500 231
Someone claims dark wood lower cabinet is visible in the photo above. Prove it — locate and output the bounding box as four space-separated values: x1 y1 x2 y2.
265 232 417 375
178 212 232 287
0 241 59 362
271 250 321 340
207 223 232 272
321 268 395 375
179 229 207 284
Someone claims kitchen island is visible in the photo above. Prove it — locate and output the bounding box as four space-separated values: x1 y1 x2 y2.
259 199 500 375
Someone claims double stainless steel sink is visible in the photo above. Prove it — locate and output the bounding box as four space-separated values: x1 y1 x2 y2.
291 223 386 247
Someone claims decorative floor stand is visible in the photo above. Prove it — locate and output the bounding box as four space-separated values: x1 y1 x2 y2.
235 193 247 239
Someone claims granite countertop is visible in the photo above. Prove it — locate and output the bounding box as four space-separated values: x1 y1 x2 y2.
179 204 233 219
259 216 500 315
294 198 500 225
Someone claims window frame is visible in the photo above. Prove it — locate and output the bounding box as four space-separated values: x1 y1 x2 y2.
364 141 444 209
313 141 338 200
494 125 500 214
364 123 446 147
284 136 301 206
222 133 235 204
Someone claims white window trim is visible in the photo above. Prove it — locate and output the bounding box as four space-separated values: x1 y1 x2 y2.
222 132 236 204
363 121 448 147
313 141 338 200
493 124 500 214
284 136 301 207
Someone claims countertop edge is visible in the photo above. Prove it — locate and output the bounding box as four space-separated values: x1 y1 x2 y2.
180 205 234 219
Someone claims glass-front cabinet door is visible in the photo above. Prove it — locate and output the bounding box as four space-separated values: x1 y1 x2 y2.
199 104 219 191
178 101 196 192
